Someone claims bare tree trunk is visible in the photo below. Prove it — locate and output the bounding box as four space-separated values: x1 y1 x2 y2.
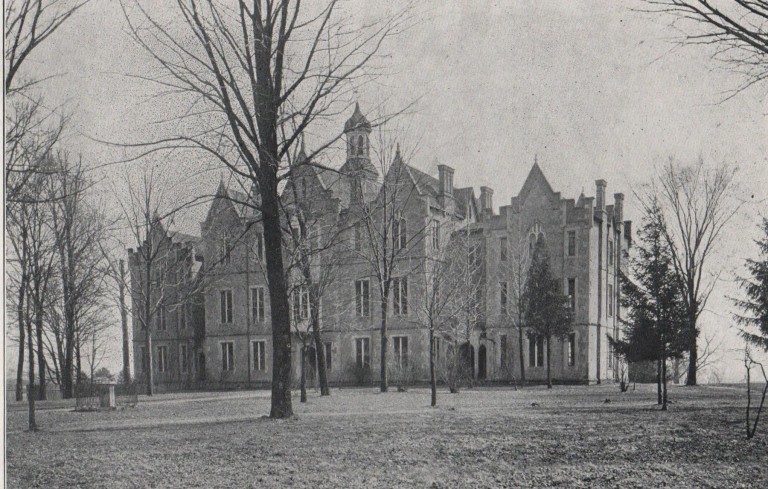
300 344 307 403
262 167 293 419
686 304 698 385
657 358 662 405
16 285 26 402
662 355 668 411
380 287 389 393
35 303 46 401
145 331 153 396
546 335 552 389
27 316 36 431
75 332 82 385
311 326 329 396
430 327 437 407
517 322 525 387
119 259 131 384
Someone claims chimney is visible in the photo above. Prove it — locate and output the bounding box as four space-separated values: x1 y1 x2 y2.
438 164 454 198
480 186 494 215
614 193 624 222
595 179 607 211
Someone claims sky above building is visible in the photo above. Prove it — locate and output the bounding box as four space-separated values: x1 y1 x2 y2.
7 0 767 381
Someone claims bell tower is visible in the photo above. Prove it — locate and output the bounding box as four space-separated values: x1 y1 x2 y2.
344 102 372 163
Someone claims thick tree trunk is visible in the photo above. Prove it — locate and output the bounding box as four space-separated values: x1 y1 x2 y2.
261 164 293 419
27 317 36 431
75 333 83 385
517 323 525 387
311 325 329 396
430 327 437 407
662 354 668 411
686 292 698 386
380 289 389 393
145 331 153 396
35 303 46 401
16 292 25 402
546 335 552 389
120 260 131 384
300 344 307 403
656 358 662 405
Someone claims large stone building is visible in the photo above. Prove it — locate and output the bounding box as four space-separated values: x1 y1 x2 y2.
130 104 632 390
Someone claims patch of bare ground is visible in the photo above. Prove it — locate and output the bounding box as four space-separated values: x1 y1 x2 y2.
6 384 767 488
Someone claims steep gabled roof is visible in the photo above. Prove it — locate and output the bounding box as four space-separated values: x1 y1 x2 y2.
517 161 557 205
454 187 479 219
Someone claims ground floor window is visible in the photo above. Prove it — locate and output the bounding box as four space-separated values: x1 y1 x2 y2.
157 345 168 373
221 342 235 371
529 335 544 367
393 336 409 368
567 333 576 366
252 340 266 371
180 344 188 373
355 337 370 369
500 334 508 369
324 342 333 372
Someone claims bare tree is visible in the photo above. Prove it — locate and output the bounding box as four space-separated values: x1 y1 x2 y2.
495 226 531 386
283 145 352 399
120 167 207 396
414 219 480 406
744 346 768 439
642 158 740 385
4 0 90 92
640 0 768 97
352 133 432 392
121 0 413 417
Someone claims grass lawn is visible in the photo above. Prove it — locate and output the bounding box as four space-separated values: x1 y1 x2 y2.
6 383 768 488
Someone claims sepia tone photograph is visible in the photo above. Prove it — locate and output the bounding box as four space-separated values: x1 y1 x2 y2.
4 1 768 487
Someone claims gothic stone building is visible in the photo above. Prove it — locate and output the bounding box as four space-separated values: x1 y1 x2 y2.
130 105 632 389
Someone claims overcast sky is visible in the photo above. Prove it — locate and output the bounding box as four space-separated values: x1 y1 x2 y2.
8 0 768 381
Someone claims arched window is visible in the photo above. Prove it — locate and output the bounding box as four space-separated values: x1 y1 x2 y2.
348 137 355 156
357 135 365 156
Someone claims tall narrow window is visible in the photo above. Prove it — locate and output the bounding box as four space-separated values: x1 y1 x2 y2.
393 214 407 250
355 279 370 317
607 284 613 317
500 334 508 369
354 223 363 252
500 237 508 262
157 346 168 373
536 336 545 367
568 230 576 256
355 337 370 368
221 342 234 371
393 336 409 368
324 342 333 372
139 347 147 373
529 335 544 367
393 277 408 315
567 278 576 311
608 239 614 267
292 286 310 320
178 305 186 329
222 235 232 265
254 232 265 262
179 344 188 373
251 286 265 322
432 220 440 250
567 333 576 366
252 340 266 371
357 135 365 156
220 290 233 324
500 281 508 316
157 306 167 331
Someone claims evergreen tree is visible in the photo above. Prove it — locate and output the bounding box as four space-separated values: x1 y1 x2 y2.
524 235 573 388
734 218 768 351
610 203 688 410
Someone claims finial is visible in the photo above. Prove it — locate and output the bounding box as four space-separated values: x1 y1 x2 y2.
300 134 306 154
534 153 538 166
396 142 401 158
